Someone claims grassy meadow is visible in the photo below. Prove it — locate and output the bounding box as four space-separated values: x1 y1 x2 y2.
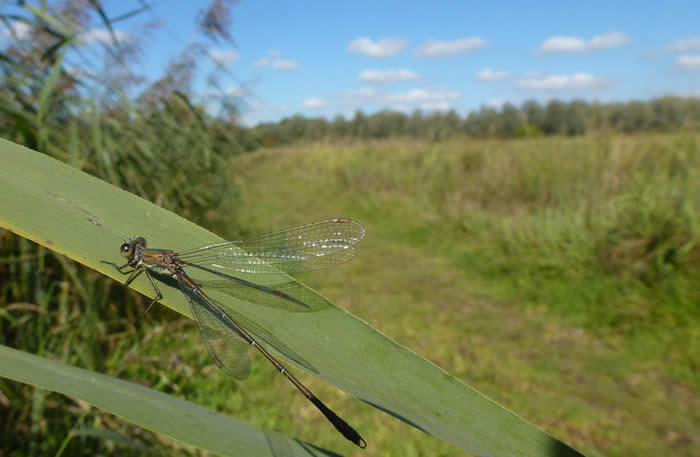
1 4 697 456
226 134 699 457
1 133 699 457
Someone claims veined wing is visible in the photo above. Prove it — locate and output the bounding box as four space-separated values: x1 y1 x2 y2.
177 218 365 274
196 277 333 313
181 280 319 377
181 281 251 380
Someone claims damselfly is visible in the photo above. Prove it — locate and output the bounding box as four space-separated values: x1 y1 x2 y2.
103 218 366 448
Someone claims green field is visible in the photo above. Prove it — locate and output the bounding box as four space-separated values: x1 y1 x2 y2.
226 134 700 456
1 133 699 457
1 3 698 456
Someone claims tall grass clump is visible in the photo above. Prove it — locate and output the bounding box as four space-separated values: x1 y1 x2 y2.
224 133 699 456
279 135 699 335
0 1 247 455
464 135 700 333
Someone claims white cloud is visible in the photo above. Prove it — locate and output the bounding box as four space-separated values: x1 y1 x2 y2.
677 54 700 70
645 37 700 58
344 88 379 105
415 37 487 57
539 36 586 54
665 37 700 53
209 49 239 65
1 21 31 40
537 32 630 55
385 88 460 104
588 32 630 50
359 68 419 84
348 87 378 98
82 28 131 44
255 49 299 70
347 37 407 58
389 100 454 112
517 73 609 91
302 98 327 109
344 86 460 112
272 59 299 69
476 68 511 81
255 57 299 70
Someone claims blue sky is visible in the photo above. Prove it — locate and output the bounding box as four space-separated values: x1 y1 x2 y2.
3 1 700 125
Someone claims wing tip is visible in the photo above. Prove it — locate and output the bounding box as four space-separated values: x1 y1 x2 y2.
332 217 366 241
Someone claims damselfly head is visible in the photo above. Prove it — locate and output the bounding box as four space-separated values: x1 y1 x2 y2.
120 237 147 258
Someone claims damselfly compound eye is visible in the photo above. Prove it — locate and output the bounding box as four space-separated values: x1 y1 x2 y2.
120 242 133 258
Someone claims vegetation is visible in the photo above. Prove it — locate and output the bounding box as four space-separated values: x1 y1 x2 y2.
0 1 698 457
231 133 700 351
0 1 253 455
247 97 700 146
229 135 699 457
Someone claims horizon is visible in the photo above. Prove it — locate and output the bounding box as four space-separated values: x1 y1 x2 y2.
1 0 699 126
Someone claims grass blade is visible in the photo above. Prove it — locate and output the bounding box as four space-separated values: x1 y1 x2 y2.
0 345 339 457
0 137 583 456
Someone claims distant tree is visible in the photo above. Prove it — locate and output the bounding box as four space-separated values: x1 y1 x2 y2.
542 100 567 135
352 110 369 138
521 99 544 129
444 109 461 131
243 96 700 145
331 114 349 137
498 103 521 137
564 99 588 135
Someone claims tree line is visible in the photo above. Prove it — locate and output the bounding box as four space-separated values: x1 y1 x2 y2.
241 96 700 148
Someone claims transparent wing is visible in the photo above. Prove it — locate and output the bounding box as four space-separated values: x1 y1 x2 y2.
181 281 251 380
181 280 319 377
197 277 333 313
221 304 319 375
177 218 365 274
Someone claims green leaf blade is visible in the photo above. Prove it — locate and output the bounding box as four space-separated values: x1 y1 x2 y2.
0 345 339 457
0 137 583 457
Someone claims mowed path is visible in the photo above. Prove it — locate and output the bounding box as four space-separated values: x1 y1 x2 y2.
228 149 698 457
